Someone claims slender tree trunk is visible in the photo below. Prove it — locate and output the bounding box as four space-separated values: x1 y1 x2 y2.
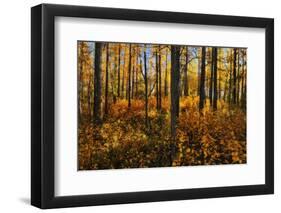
241 68 244 108
135 66 138 99
232 48 237 105
78 56 83 123
228 50 232 105
218 49 221 100
213 47 218 110
223 76 227 102
183 46 189 96
241 49 247 110
243 69 247 111
135 50 138 98
197 48 201 96
199 47 206 111
93 42 102 124
159 47 162 110
164 48 168 96
236 50 240 105
209 48 214 107
218 75 221 100
144 47 148 128
122 48 125 98
104 44 109 116
117 44 121 98
128 44 132 108
87 74 91 119
155 49 159 110
132 62 135 99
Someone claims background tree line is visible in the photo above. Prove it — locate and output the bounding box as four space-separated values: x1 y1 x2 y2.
78 41 247 136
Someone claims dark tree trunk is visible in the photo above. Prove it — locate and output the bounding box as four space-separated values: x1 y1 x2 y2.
170 45 180 138
199 47 206 111
218 49 221 100
144 47 148 128
78 57 83 123
155 48 159 110
241 49 246 110
132 62 135 99
218 75 221 100
228 50 233 105
121 48 125 98
128 44 132 108
241 69 244 100
209 48 214 107
87 74 91 119
197 47 201 96
170 45 180 166
232 48 237 105
164 48 168 96
117 44 121 98
104 44 109 116
135 49 138 98
93 42 102 124
223 76 227 102
236 50 240 105
213 47 218 110
159 47 162 110
183 46 189 96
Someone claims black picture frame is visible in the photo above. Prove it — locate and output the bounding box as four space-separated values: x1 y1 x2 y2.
31 3 274 209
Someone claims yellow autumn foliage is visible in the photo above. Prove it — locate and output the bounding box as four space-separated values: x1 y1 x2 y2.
78 97 246 170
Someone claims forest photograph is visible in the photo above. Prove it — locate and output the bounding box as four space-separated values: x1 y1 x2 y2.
78 41 247 170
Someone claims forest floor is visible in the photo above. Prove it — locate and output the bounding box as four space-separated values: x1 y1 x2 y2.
78 97 246 170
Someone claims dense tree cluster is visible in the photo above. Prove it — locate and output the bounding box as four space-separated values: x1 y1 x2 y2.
78 41 247 170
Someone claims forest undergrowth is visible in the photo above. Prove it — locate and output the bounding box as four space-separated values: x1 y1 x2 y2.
78 97 246 170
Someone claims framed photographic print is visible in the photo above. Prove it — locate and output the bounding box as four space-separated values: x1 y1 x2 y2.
31 3 274 209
